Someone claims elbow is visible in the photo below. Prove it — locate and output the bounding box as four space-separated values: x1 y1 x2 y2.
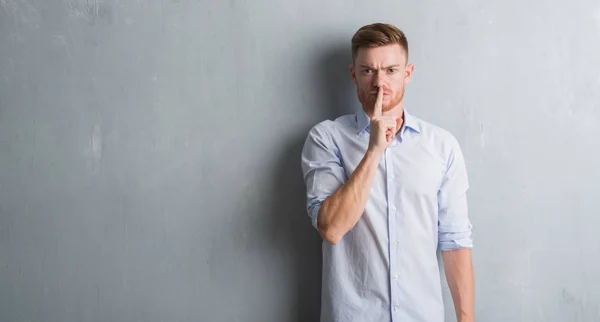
318 221 344 245
323 232 343 245
315 199 346 245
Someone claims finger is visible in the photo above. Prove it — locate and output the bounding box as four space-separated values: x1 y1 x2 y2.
386 127 396 139
373 86 384 117
386 125 396 141
376 118 394 130
384 118 396 130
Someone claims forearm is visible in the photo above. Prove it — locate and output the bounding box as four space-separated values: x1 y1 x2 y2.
317 149 381 244
442 249 474 322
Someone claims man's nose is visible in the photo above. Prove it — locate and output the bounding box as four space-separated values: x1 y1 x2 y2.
373 71 386 88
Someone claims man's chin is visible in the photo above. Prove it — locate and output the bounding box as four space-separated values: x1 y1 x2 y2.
358 97 398 113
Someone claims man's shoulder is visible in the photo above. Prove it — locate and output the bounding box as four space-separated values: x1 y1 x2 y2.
307 113 357 136
413 114 455 138
410 114 462 151
301 114 357 162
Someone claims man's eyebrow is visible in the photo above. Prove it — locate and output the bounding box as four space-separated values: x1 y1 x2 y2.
358 64 402 69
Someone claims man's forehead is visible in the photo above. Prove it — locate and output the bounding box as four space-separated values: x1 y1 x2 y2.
355 44 407 65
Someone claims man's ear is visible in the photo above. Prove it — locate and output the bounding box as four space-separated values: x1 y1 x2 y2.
404 63 415 84
350 64 357 85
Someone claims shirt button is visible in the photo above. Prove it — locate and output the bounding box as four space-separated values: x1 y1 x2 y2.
394 240 399 245
391 206 396 212
393 305 399 311
390 173 395 179
393 274 399 279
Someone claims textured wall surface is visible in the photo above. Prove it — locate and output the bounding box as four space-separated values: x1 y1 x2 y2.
1 1 599 321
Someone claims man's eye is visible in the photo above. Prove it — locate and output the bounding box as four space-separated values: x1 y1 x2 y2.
388 68 397 73
363 69 373 74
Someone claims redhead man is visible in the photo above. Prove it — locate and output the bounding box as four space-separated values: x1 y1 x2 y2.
301 23 474 322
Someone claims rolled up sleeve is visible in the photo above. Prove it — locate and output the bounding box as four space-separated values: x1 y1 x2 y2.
300 122 346 230
437 136 473 251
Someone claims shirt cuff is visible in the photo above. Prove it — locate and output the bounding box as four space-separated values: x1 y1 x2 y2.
438 226 473 251
307 198 323 230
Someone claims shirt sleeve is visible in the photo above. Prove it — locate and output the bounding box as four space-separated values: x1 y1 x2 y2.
300 122 347 230
437 135 473 251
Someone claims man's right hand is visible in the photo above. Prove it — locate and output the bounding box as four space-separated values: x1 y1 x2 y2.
368 86 403 155
314 86 402 245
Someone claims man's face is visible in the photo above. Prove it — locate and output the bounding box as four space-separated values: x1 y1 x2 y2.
350 44 414 114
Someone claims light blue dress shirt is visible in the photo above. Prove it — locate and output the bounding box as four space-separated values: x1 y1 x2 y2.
300 108 473 322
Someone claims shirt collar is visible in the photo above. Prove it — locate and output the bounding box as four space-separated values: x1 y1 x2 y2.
356 107 422 135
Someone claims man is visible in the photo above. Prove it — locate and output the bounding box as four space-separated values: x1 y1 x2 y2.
300 23 475 322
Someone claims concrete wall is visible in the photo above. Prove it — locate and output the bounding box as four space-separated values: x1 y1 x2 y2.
1 1 599 321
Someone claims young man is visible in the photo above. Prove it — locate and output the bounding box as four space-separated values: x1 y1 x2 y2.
300 23 475 322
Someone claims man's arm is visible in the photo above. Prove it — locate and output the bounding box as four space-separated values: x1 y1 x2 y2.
442 249 474 322
437 134 474 322
301 87 400 245
316 148 380 244
318 87 403 244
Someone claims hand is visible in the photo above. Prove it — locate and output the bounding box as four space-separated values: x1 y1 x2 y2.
367 87 403 155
